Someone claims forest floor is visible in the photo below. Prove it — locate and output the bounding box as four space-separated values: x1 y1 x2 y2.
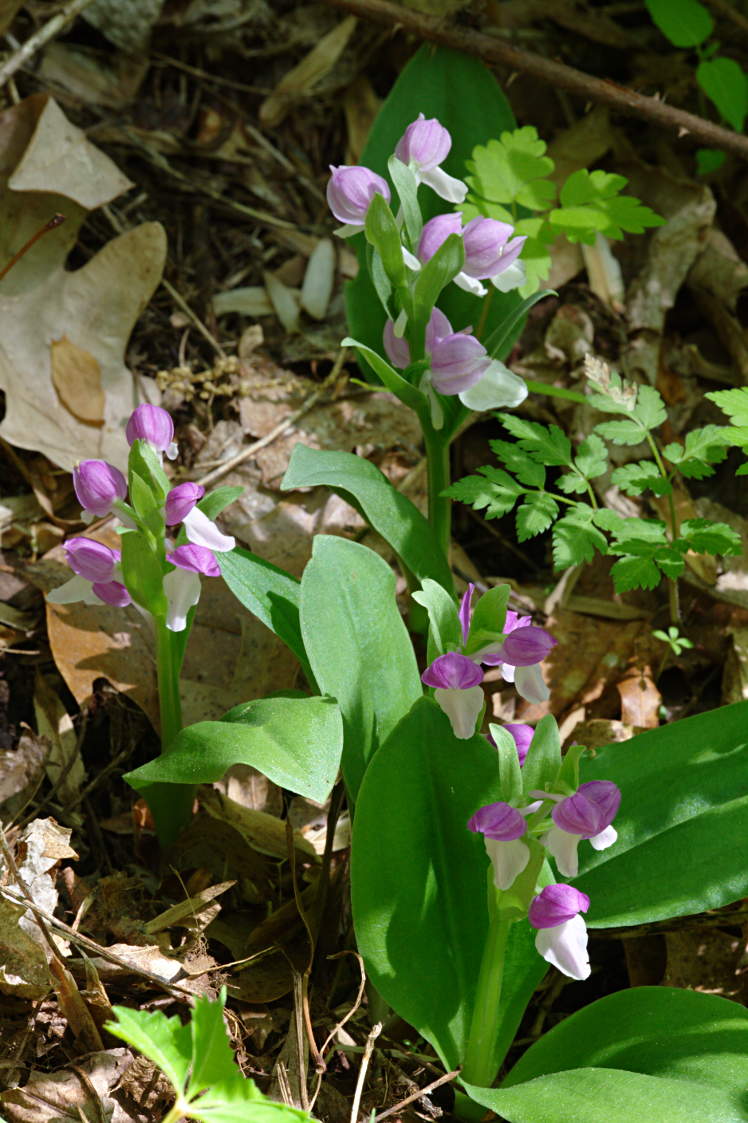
0 1 747 1120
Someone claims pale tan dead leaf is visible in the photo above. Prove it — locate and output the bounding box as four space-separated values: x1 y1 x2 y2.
201 788 317 860
8 819 77 955
33 670 86 814
300 238 335 320
49 954 103 1050
260 15 357 127
88 942 184 982
0 95 166 471
615 664 661 728
144 880 235 935
343 74 380 165
39 43 148 110
50 335 105 425
0 1048 135 1123
215 764 283 816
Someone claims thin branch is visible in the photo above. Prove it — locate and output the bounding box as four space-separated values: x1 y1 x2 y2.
375 1067 461 1122
322 0 748 161
0 0 99 88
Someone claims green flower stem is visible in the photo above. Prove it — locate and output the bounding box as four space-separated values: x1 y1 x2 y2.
461 898 515 1087
145 618 195 846
645 432 681 625
422 420 452 561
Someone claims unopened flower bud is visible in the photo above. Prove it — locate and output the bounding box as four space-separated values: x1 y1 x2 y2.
417 213 462 263
73 460 127 518
327 165 391 228
126 404 178 458
395 113 451 170
462 216 527 281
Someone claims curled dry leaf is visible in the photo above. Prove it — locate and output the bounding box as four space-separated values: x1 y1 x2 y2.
0 1048 136 1123
0 94 166 472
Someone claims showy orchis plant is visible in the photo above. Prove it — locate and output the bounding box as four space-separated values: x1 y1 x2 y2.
328 113 535 557
447 354 742 623
47 403 240 841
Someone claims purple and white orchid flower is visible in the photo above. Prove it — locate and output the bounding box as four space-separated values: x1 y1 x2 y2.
482 610 556 703
529 884 591 981
126 404 178 460
48 537 131 609
164 483 236 554
383 309 527 420
421 652 484 739
539 780 621 877
327 165 391 236
73 460 128 522
394 114 467 204
164 543 221 632
468 799 543 890
405 213 526 298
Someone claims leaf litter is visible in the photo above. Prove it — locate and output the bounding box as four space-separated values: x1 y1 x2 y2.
1 0 748 1116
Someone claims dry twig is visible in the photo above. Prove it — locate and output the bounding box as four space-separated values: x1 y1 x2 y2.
322 0 748 160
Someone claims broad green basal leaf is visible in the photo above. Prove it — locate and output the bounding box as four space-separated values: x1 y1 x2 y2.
299 535 421 799
466 986 748 1123
576 700 748 926
124 695 343 804
281 445 452 590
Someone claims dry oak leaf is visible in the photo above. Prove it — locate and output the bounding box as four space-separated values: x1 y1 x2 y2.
0 94 166 471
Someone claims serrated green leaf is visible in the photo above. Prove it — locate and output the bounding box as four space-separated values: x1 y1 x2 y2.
552 509 608 568
498 413 572 466
594 418 647 445
550 169 664 245
663 425 731 480
697 57 748 131
465 126 556 212
654 547 687 578
706 386 748 428
444 467 523 519
610 518 669 554
632 385 667 430
645 0 713 46
107 1007 191 1092
556 471 590 495
611 461 671 496
187 995 240 1098
489 439 546 487
680 519 743 555
592 508 629 534
516 492 559 540
573 433 608 479
611 554 661 592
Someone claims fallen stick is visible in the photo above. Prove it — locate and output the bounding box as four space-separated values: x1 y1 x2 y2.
323 0 748 161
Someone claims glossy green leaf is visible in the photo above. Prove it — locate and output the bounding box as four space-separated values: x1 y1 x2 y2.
576 700 748 926
412 577 461 663
345 46 522 374
412 233 464 324
217 548 312 683
128 438 169 504
697 57 748 131
281 445 452 590
341 336 426 415
364 193 407 288
198 486 243 520
299 535 421 798
124 695 343 804
466 987 748 1123
352 697 546 1071
645 0 713 45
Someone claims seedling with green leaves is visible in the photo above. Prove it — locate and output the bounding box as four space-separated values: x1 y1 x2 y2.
446 355 740 621
107 990 310 1123
462 126 664 295
653 625 695 656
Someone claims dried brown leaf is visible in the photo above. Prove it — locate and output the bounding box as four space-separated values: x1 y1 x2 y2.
50 335 105 425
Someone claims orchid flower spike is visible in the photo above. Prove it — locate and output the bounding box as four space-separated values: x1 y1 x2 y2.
394 114 467 204
126 404 178 460
499 723 535 767
529 884 591 981
383 309 527 421
482 610 556 703
164 543 220 632
422 652 484 739
327 165 391 236
541 780 621 878
73 460 127 521
164 483 235 554
47 537 131 609
467 800 540 890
